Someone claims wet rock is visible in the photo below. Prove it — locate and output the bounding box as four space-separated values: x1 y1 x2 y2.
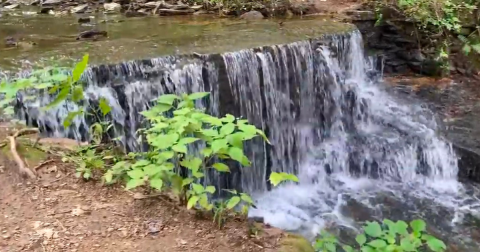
156 8 194 15
4 4 19 9
71 4 88 14
162 2 189 10
345 10 376 21
239 10 264 20
190 5 202 11
5 36 17 47
144 1 161 8
76 30 108 40
39 7 53 14
78 17 91 23
42 0 62 5
104 2 121 13
125 11 148 17
193 9 210 15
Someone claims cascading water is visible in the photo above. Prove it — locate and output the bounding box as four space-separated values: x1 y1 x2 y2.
12 30 480 249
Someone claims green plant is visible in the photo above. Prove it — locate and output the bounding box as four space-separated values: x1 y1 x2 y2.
374 0 480 69
104 92 271 208
314 219 446 252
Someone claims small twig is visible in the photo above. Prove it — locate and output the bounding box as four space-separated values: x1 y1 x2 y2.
33 160 55 171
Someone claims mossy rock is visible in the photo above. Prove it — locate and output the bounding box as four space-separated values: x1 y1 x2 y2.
279 234 315 252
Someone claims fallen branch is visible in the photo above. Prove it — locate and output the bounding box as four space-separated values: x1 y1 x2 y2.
8 135 36 179
13 128 39 138
33 159 55 171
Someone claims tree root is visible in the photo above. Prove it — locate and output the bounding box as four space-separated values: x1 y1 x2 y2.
5 128 40 179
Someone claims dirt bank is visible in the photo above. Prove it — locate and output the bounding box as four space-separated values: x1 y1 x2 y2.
0 124 289 252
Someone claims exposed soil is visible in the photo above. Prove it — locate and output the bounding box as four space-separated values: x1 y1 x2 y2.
0 124 283 252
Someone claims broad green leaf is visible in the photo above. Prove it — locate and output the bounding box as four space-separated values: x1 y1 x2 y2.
227 132 246 148
368 239 387 248
226 196 240 209
426 237 446 252
356 234 367 246
410 219 426 233
202 148 212 157
395 221 409 235
72 86 84 102
125 178 145 190
212 163 230 172
104 170 113 183
199 194 210 209
132 159 150 168
173 108 191 116
63 110 83 128
192 183 204 194
172 144 187 153
187 195 199 209
188 92 210 100
400 237 416 252
385 245 397 252
150 178 163 191
360 247 375 252
178 137 199 145
157 94 180 105
143 164 160 177
201 115 223 126
211 139 229 153
44 85 69 109
364 221 382 238
179 178 193 188
269 172 299 186
180 158 202 171
220 123 235 136
223 114 235 123
240 193 254 204
73 54 89 82
192 171 204 178
325 242 336 252
205 185 216 194
127 169 144 179
34 82 53 89
99 98 112 116
238 124 257 135
228 147 245 163
342 245 354 252
202 128 219 137
383 219 397 235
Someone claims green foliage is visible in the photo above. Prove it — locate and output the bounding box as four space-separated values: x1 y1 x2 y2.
269 172 299 186
376 0 480 67
104 92 271 209
314 219 446 252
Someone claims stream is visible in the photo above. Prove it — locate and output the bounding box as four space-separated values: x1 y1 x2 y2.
2 9 480 252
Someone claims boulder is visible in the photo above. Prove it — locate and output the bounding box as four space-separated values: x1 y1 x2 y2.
104 2 121 13
71 4 88 13
239 10 264 20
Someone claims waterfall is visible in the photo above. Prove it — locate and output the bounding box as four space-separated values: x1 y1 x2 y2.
15 30 479 247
